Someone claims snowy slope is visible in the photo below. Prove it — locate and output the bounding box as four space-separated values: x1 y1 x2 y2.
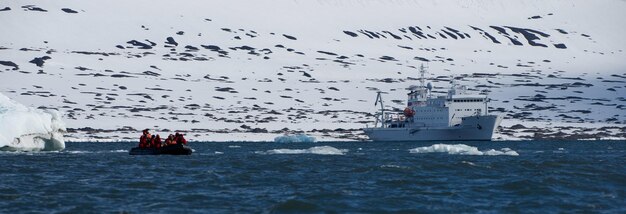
0 0 625 141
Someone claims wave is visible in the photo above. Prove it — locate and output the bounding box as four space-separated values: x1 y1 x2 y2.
257 146 347 155
410 144 519 156
0 93 66 151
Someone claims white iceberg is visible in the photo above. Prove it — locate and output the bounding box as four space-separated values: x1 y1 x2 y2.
274 134 316 143
410 144 519 156
258 146 347 155
0 93 66 151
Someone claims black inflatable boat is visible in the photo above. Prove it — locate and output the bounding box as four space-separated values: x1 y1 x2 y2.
129 144 192 155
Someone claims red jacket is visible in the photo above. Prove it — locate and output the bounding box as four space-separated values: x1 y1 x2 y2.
153 136 162 148
177 135 187 145
139 135 148 148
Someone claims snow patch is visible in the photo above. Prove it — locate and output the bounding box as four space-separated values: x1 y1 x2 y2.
409 144 519 156
0 93 66 151
257 146 347 155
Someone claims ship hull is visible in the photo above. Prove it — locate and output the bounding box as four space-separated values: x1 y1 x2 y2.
364 115 502 141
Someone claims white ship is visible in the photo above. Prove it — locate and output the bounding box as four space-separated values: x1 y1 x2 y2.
363 65 503 141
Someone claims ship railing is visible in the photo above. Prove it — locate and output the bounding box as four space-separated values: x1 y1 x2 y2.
383 114 412 128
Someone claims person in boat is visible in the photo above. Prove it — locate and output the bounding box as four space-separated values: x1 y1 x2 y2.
139 129 151 148
152 134 162 148
175 132 187 145
165 134 177 146
147 135 157 148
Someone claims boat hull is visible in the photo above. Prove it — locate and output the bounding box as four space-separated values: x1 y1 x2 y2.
364 115 502 141
129 144 193 155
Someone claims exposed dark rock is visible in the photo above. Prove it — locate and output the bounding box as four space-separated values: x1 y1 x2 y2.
110 74 134 78
490 26 523 46
61 8 78 13
22 5 47 12
72 51 115 56
510 124 526 129
165 37 178 46
126 40 152 49
29 56 51 67
142 71 160 76
469 25 500 44
282 34 297 40
380 56 396 61
317 51 337 56
505 26 550 47
0 60 19 70
250 128 268 133
343 31 358 37
201 44 229 55
413 57 429 62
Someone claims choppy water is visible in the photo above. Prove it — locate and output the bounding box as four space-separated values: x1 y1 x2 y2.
1 141 625 213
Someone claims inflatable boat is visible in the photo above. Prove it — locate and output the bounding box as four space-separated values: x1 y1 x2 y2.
129 144 192 155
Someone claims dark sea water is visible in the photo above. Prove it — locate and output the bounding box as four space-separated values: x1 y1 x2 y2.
1 141 625 213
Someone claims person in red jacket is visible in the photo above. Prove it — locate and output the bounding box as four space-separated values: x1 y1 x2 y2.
165 134 176 146
175 132 187 145
139 129 151 148
152 134 162 148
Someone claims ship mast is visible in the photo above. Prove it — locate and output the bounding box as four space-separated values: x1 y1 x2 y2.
375 91 385 128
418 64 428 101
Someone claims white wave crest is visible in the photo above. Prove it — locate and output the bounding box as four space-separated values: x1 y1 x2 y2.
409 144 519 156
0 93 66 151
258 146 347 155
274 134 316 143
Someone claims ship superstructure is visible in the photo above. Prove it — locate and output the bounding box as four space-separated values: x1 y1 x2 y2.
364 65 502 141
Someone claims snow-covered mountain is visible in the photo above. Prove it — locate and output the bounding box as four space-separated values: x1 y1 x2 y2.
1 0 625 141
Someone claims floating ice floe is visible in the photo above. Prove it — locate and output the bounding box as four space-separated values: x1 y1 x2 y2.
409 144 519 156
257 146 347 155
0 93 66 151
63 150 127 154
274 134 316 143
